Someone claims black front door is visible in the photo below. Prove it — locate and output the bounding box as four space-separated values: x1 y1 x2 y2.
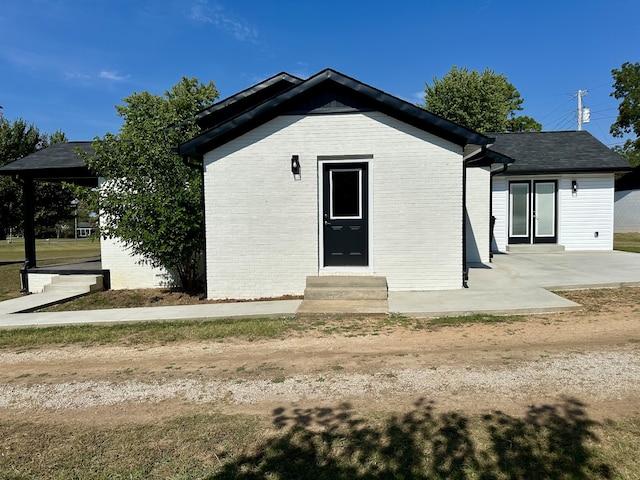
323 163 368 266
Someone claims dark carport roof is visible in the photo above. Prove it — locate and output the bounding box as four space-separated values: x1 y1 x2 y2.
0 141 97 186
489 131 631 175
179 68 493 158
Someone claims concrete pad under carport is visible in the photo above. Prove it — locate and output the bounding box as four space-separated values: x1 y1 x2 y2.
389 250 640 317
491 250 640 290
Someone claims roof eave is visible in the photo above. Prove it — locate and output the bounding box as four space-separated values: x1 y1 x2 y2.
497 166 632 176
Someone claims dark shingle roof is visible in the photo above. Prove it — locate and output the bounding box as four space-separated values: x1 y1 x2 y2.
489 131 631 175
179 68 493 158
0 141 96 185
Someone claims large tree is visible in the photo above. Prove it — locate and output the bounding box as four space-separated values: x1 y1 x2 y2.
84 77 219 292
0 118 73 238
610 62 640 168
422 66 541 133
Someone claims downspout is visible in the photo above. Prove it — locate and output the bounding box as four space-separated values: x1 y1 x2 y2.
462 162 468 288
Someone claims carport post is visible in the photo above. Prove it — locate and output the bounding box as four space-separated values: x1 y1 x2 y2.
18 176 37 293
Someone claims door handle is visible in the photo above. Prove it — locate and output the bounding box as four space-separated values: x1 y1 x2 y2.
324 220 332 226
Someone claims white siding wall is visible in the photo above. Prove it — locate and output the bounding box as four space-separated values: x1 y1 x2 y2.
615 190 640 232
491 174 615 251
465 166 490 263
101 237 170 289
557 175 614 250
203 112 463 299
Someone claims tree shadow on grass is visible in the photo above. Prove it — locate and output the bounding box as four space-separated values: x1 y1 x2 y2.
210 397 612 479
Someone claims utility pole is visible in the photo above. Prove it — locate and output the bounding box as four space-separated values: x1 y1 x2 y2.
577 89 590 130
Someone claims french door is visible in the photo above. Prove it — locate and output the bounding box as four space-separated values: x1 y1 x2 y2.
508 180 556 244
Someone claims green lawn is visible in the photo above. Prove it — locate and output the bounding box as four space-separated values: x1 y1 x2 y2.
0 237 100 263
614 232 640 253
0 238 100 301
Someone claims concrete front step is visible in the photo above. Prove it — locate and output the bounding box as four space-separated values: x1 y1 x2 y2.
43 274 104 295
299 276 389 314
303 276 388 301
506 244 565 254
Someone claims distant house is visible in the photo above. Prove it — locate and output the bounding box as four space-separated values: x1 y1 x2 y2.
489 131 630 251
76 222 95 238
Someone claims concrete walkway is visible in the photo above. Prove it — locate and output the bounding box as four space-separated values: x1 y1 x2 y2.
1 251 640 328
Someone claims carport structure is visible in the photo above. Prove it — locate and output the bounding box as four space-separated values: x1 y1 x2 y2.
0 142 106 292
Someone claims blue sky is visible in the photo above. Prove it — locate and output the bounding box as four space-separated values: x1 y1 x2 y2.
1 0 638 147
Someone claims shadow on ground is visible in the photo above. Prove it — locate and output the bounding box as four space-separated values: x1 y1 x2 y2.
211 397 611 479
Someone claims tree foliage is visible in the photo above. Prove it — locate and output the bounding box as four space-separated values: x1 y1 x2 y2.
0 118 73 237
422 66 541 133
84 77 219 292
610 62 640 168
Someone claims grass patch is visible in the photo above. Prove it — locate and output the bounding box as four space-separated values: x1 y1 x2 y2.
0 401 637 479
428 313 522 326
0 263 22 302
614 232 640 253
0 316 298 348
0 313 524 350
0 238 100 262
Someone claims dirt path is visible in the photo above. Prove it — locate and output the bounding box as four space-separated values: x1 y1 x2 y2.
1 289 640 423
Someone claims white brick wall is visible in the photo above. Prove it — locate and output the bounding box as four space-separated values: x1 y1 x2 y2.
465 166 490 263
97 177 172 290
492 174 615 251
101 236 171 289
203 111 464 299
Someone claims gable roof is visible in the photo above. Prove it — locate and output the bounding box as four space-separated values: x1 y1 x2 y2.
0 141 97 186
488 131 631 175
178 68 493 159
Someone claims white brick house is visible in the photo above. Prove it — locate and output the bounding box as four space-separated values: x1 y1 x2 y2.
178 69 509 300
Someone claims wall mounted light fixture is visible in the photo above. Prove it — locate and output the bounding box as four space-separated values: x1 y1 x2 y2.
291 155 301 180
572 180 578 195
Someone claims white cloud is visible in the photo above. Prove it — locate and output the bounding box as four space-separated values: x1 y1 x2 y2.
99 70 129 81
65 72 91 80
189 0 257 42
